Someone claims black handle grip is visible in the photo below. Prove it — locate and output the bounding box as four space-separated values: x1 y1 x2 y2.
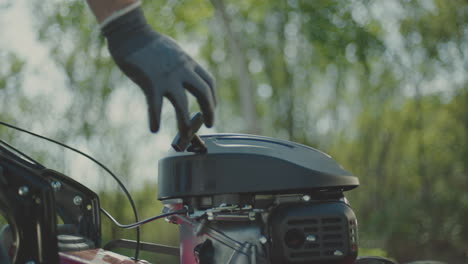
171 113 207 153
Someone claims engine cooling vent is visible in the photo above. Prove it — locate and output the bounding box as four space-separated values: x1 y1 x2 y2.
270 201 358 264
286 216 349 261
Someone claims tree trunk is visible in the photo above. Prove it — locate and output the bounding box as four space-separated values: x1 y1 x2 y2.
210 0 259 134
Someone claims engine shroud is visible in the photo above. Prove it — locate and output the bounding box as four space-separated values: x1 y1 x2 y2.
158 134 359 200
159 134 360 264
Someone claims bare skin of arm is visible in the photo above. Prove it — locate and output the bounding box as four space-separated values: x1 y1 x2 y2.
86 0 138 23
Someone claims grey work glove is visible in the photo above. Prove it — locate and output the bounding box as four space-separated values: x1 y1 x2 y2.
102 7 216 136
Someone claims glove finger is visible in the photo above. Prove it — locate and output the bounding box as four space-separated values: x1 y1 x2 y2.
166 88 191 137
194 64 217 106
183 72 215 128
147 91 164 133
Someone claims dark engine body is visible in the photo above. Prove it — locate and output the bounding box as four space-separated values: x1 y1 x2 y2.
159 134 360 264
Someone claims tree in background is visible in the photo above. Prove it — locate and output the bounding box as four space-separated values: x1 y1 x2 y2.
0 0 466 263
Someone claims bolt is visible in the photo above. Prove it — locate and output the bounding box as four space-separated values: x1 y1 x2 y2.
51 181 62 192
248 212 256 221
73 195 83 206
18 186 29 196
258 236 268 244
86 204 92 211
341 197 350 205
333 250 343 256
302 195 311 202
206 211 214 221
306 234 316 242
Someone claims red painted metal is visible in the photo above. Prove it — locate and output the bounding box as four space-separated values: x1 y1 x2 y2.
59 249 148 264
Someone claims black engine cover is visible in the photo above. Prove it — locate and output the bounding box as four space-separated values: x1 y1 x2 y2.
158 134 359 200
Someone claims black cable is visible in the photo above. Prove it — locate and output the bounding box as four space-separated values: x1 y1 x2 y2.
101 207 187 229
0 121 141 260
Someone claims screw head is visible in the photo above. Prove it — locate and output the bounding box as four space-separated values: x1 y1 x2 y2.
333 250 344 256
51 181 62 192
306 234 316 242
73 195 83 206
206 211 214 221
248 212 256 221
259 236 268 244
302 195 311 202
18 186 29 196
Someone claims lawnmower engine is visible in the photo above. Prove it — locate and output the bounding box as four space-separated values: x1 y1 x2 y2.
158 134 360 264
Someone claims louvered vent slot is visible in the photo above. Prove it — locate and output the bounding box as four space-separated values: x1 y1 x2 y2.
323 234 342 240
287 216 347 261
321 217 346 255
305 243 320 249
324 241 343 247
288 219 318 225
325 250 338 256
323 225 341 231
290 251 320 258
304 227 318 232
322 218 342 224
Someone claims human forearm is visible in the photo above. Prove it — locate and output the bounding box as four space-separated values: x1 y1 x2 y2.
86 0 139 23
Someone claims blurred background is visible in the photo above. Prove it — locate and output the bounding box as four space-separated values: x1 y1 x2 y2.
0 0 466 263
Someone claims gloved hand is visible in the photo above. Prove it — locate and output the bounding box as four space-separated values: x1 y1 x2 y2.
102 7 216 136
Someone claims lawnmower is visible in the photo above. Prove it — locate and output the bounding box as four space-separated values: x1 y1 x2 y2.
0 113 396 264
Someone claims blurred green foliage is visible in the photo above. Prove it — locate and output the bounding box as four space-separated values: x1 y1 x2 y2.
0 0 466 263
359 247 393 259
0 215 7 226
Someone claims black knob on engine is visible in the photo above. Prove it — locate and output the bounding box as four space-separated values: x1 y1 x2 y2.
194 239 215 264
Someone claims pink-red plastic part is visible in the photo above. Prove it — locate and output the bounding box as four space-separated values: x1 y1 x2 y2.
59 249 145 264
